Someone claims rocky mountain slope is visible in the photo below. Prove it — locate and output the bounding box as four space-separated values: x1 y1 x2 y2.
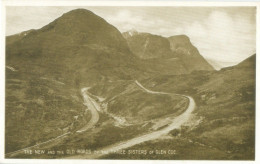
123 30 174 59
168 35 214 72
123 30 214 73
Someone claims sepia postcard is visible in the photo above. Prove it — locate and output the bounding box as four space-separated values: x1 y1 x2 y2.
0 0 259 163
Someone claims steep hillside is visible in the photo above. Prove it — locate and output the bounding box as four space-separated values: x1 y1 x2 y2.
6 29 35 45
8 9 130 52
123 30 174 59
123 30 214 73
234 54 256 68
6 9 145 87
168 35 214 72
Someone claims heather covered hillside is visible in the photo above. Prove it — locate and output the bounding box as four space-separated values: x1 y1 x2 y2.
106 54 255 160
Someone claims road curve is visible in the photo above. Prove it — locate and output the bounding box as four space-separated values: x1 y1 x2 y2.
66 80 196 159
77 88 100 133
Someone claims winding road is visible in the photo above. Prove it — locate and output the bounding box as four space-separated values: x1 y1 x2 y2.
66 80 196 159
77 88 100 133
6 80 195 159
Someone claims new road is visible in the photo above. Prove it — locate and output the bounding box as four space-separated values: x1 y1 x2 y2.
67 80 196 159
76 87 100 133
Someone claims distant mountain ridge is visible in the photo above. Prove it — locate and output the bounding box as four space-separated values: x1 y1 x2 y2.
123 30 214 72
123 31 174 59
168 35 214 71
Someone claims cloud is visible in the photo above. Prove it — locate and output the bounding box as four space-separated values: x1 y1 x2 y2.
170 10 256 67
106 10 143 31
105 9 168 35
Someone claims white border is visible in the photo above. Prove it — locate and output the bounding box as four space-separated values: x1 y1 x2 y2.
1 0 260 6
0 1 259 164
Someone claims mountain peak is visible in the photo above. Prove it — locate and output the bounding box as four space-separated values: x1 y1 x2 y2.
122 29 139 39
7 8 132 59
168 35 191 46
123 31 174 59
40 8 108 33
65 8 95 14
57 8 103 22
35 8 129 51
167 34 214 71
128 29 138 35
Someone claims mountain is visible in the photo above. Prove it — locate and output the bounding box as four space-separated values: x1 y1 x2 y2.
122 29 139 39
6 29 35 45
123 30 214 73
6 9 146 86
168 35 214 72
7 10 215 87
7 9 129 51
5 8 147 153
234 54 256 69
205 58 229 70
122 30 174 59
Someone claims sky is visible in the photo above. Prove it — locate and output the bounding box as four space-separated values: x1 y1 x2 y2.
6 6 256 69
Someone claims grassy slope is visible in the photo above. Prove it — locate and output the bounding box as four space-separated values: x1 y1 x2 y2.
107 83 187 122
5 69 89 153
103 55 255 160
13 80 188 159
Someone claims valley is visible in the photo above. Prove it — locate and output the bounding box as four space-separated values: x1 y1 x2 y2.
66 81 195 159
5 8 255 160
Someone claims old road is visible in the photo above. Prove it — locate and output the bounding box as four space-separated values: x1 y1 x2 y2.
5 87 100 158
66 80 196 159
77 87 100 133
